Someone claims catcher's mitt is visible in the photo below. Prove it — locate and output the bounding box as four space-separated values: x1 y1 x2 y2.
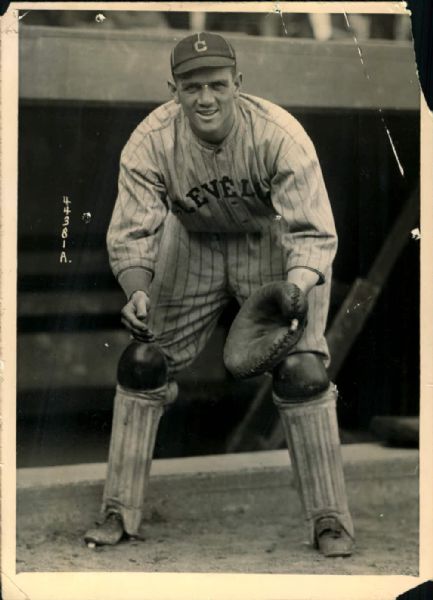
223 281 308 378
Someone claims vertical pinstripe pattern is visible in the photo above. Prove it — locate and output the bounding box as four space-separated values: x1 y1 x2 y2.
102 385 167 535
274 385 354 544
107 92 337 372
147 213 229 374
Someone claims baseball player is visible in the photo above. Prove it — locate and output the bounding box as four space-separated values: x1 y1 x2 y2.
84 32 354 557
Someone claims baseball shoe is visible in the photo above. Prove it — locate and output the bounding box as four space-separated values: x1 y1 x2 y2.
314 516 354 557
84 513 125 547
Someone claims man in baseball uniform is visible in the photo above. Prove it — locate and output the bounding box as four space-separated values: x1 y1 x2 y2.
84 32 354 557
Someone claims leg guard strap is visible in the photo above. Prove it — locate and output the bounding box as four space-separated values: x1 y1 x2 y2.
101 384 168 535
274 384 354 545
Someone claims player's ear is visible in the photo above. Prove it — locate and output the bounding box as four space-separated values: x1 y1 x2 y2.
233 72 243 97
167 80 179 103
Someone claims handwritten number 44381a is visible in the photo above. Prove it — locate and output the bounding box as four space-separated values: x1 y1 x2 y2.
59 196 71 264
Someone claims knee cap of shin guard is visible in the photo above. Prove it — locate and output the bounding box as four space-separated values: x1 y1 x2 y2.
117 341 168 390
273 352 329 400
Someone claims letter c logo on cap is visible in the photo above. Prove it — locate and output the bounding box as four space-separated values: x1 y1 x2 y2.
194 40 208 53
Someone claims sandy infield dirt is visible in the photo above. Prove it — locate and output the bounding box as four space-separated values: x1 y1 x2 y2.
17 452 418 575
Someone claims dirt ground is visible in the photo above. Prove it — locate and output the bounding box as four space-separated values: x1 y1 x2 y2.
16 452 418 575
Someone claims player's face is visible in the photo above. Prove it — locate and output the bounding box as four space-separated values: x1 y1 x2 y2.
170 67 242 144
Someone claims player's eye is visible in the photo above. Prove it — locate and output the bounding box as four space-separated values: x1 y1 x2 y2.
211 82 228 91
183 84 200 93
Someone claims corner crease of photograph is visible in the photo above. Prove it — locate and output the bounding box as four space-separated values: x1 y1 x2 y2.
1 2 432 600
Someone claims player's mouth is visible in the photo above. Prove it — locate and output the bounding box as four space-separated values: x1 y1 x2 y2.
196 109 219 122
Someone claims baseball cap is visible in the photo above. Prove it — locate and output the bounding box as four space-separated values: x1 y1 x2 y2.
171 32 236 76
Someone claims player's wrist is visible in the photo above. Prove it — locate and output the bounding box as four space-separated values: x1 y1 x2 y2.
118 267 153 301
286 268 319 295
129 289 150 302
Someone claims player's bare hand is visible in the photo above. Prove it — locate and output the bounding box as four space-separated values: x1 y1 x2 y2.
120 290 155 342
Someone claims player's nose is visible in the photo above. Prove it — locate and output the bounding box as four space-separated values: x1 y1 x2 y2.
197 85 214 105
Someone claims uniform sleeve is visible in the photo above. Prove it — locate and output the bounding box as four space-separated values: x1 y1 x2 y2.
107 131 169 299
270 130 337 285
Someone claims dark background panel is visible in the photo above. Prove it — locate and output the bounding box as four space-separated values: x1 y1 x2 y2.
18 104 419 277
17 102 420 467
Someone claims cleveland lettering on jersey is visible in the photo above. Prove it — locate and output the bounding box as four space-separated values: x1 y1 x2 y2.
172 177 257 215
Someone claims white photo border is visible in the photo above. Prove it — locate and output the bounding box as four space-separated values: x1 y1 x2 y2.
1 2 431 599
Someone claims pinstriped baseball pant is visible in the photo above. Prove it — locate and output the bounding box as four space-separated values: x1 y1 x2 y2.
148 213 331 375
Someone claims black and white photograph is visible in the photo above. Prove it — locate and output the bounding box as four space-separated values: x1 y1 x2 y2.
1 2 432 599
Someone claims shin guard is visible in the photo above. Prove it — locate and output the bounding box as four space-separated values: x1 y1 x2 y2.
274 384 354 544
101 384 168 536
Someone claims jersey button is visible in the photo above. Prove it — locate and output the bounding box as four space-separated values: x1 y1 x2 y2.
215 148 223 155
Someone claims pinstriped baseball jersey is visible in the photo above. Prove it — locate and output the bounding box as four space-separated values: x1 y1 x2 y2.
107 93 338 372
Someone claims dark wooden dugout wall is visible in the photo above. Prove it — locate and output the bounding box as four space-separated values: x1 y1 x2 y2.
17 27 420 463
